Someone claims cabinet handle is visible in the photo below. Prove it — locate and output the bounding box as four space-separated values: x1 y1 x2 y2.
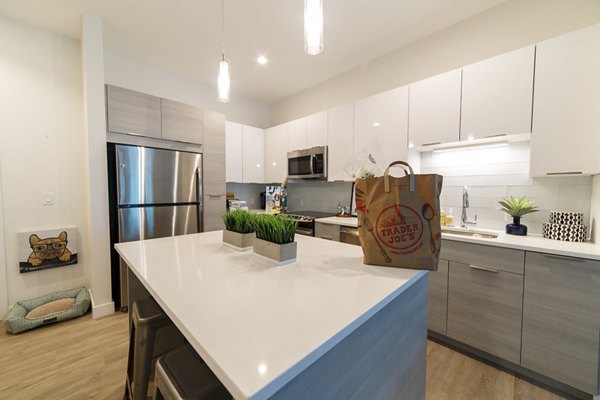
320 236 333 240
469 264 499 273
421 142 441 147
207 193 225 198
541 253 583 262
546 171 583 175
482 133 507 139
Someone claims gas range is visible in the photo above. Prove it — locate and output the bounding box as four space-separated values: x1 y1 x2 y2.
282 211 336 236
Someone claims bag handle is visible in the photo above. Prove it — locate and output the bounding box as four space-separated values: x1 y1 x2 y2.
384 161 415 193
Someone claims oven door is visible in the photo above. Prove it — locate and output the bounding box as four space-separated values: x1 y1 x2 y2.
296 226 314 237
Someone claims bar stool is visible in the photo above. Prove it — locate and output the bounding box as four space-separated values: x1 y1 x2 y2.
153 344 231 400
125 297 185 400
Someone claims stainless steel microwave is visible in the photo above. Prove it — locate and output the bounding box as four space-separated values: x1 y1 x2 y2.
287 146 328 180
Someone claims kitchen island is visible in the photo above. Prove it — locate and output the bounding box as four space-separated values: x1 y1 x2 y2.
115 231 428 399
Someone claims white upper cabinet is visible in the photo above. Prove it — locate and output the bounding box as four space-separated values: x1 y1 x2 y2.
530 23 600 176
328 103 354 181
306 111 328 148
225 121 243 183
354 86 409 169
287 118 307 152
161 98 203 144
461 46 535 140
408 70 461 148
264 124 289 184
242 125 265 183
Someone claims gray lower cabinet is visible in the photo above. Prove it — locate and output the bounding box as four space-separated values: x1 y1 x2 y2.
202 110 226 231
161 98 203 144
428 259 448 335
106 85 162 138
521 252 600 394
315 222 340 241
447 256 524 364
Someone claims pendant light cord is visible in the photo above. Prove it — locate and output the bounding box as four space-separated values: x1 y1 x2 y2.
221 0 225 61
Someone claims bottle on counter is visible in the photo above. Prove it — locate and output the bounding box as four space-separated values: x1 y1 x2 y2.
337 202 343 215
446 208 455 227
440 208 446 226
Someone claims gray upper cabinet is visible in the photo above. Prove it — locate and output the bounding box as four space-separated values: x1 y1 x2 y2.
161 98 203 144
106 85 162 138
521 252 600 394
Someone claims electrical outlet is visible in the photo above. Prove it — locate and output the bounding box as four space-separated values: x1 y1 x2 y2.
42 192 54 205
250 198 255 205
299 198 305 207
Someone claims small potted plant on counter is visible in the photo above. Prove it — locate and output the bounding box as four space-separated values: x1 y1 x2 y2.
498 196 539 236
222 209 256 251
252 214 299 265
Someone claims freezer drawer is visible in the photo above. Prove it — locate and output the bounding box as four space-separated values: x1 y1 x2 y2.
116 145 202 206
118 205 201 242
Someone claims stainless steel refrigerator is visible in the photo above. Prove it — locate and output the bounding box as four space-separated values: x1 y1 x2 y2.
108 144 203 310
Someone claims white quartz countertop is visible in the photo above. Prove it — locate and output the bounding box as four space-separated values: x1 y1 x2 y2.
315 216 358 227
115 231 425 399
315 217 600 260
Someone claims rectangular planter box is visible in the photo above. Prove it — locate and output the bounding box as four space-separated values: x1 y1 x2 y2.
222 230 254 251
253 238 297 266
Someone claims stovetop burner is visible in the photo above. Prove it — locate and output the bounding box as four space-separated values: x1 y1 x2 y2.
285 210 336 220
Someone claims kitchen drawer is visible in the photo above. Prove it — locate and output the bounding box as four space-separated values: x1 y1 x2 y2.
315 222 340 241
428 259 449 335
441 240 524 275
447 261 523 364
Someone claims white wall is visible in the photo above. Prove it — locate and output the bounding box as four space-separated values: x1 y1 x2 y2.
270 0 600 125
0 15 89 314
421 142 593 235
104 52 270 129
0 162 7 314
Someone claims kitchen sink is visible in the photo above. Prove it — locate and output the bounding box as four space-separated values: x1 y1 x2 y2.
441 227 499 239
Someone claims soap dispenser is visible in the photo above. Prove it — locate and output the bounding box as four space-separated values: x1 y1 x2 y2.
446 208 455 227
440 208 446 227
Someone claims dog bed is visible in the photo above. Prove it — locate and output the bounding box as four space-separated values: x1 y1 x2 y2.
3 287 91 334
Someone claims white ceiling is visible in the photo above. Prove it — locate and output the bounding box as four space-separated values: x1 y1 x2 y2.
0 0 507 104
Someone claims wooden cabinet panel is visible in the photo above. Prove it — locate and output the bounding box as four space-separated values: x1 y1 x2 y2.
203 110 225 231
287 118 307 152
161 98 203 144
225 121 243 183
264 124 288 184
428 259 448 335
306 111 328 148
530 23 600 176
314 222 340 241
461 46 534 140
447 261 523 364
354 86 408 169
408 70 461 147
242 125 264 183
327 103 354 182
442 240 524 275
521 252 600 394
106 85 161 138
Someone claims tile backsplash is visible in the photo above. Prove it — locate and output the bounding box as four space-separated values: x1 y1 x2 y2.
420 142 592 235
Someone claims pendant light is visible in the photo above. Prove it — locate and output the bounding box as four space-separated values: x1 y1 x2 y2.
304 0 323 55
218 0 230 103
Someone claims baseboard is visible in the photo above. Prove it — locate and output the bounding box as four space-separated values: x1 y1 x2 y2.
88 288 115 319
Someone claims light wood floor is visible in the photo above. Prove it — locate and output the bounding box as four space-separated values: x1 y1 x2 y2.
0 312 568 400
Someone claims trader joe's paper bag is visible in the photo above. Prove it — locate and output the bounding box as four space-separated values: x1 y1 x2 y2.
355 161 443 271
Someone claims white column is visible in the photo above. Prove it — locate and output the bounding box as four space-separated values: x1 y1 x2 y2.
0 161 7 315
81 15 114 318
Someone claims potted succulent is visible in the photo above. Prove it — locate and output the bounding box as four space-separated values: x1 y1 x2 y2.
252 214 299 265
222 209 256 250
498 196 539 236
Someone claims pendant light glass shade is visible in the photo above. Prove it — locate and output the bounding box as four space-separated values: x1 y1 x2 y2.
218 55 230 103
304 0 323 55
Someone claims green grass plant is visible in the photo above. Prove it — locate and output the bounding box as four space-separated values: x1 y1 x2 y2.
253 214 298 244
222 209 255 234
498 196 539 217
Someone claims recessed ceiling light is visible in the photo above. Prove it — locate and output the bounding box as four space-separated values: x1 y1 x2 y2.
372 122 380 127
257 55 268 65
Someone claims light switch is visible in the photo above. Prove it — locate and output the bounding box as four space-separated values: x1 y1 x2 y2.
42 192 54 205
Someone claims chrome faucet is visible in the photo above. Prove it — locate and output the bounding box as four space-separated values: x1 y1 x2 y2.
461 186 477 228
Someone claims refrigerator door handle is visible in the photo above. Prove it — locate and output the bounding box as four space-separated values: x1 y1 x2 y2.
196 166 203 205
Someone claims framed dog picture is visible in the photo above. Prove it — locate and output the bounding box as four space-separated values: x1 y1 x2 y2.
18 227 78 273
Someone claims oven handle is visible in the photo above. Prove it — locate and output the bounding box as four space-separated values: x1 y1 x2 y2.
310 154 316 175
296 227 314 237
